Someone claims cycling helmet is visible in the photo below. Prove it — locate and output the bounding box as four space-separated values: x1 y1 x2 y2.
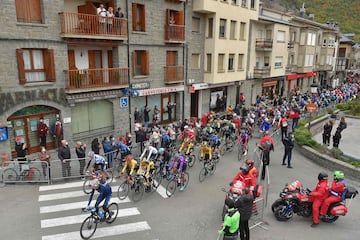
318 172 328 181
264 118 269 122
158 148 165 154
125 154 132 161
240 129 245 134
240 165 250 175
90 178 99 188
88 151 94 157
334 171 344 180
245 159 254 168
184 125 189 129
242 123 247 128
144 141 150 147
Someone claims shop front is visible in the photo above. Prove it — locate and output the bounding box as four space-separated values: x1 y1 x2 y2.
287 71 318 94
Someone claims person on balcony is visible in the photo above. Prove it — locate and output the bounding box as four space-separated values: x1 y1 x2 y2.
115 7 124 18
106 7 114 33
97 4 107 34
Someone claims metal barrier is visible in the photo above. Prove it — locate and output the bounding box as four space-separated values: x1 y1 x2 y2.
249 197 268 230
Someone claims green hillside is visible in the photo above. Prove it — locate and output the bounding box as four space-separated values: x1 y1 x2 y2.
263 0 360 41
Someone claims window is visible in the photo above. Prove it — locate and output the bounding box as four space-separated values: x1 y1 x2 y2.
230 20 236 39
166 9 184 25
277 31 285 42
304 54 314 67
133 50 149 76
264 56 270 67
274 56 283 68
328 37 335 48
322 38 327 47
219 19 226 38
307 32 316 46
238 54 244 70
231 0 238 5
72 100 113 134
207 18 213 38
15 0 42 23
218 54 225 72
241 0 247 7
192 17 200 33
206 54 212 72
228 54 235 71
132 3 146 32
191 54 200 69
290 31 296 42
250 0 256 9
239 22 246 40
16 48 55 84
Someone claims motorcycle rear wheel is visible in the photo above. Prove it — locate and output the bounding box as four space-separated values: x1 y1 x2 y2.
322 215 339 223
272 199 293 221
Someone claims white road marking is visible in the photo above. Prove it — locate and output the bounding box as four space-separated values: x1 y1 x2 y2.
40 197 130 214
154 180 168 199
41 207 140 228
39 179 118 192
42 221 151 240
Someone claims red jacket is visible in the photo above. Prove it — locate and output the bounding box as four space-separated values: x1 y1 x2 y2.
232 171 256 190
181 129 195 140
279 117 288 128
311 180 329 200
329 180 346 198
289 110 300 119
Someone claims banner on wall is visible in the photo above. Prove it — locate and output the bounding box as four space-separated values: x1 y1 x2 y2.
137 85 184 96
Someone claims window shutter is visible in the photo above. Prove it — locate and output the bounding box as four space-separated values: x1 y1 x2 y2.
16 49 26 85
141 5 146 32
15 0 28 22
30 0 42 23
166 9 170 25
143 51 149 75
44 49 56 82
132 51 137 75
177 11 184 25
132 3 137 31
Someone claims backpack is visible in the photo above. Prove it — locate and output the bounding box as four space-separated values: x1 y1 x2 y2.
282 119 288 128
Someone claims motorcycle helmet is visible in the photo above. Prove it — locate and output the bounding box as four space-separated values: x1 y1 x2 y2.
318 172 328 181
245 159 254 168
158 148 164 154
225 198 235 208
240 165 250 175
334 171 344 180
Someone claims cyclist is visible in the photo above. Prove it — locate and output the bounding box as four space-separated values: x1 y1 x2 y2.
222 119 236 142
157 148 172 177
87 151 106 171
260 117 271 134
85 171 112 219
139 141 158 161
178 125 195 153
137 158 155 192
169 154 187 191
160 129 171 149
202 123 214 139
238 129 249 156
116 140 131 160
209 133 221 159
118 154 138 178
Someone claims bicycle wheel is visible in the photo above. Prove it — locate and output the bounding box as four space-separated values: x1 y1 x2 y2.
208 162 216 175
165 180 177 197
183 172 190 189
187 154 196 167
80 215 98 240
83 178 92 194
238 146 244 162
227 142 234 152
117 182 129 200
220 144 227 156
3 168 18 183
153 171 162 189
197 150 205 162
131 181 144 202
199 167 207 183
105 202 119 224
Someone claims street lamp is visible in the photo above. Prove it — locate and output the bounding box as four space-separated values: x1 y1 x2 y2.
310 82 318 95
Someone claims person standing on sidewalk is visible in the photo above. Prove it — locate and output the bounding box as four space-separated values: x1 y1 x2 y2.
75 141 86 178
279 114 288 141
218 198 240 240
58 139 71 177
322 120 333 146
333 117 347 148
235 187 254 240
282 132 295 168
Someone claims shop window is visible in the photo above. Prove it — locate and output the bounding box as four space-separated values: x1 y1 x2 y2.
15 0 42 24
133 50 149 76
132 3 146 32
71 100 114 135
16 48 56 84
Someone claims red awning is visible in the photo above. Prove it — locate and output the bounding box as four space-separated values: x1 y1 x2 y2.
262 80 277 87
287 72 317 81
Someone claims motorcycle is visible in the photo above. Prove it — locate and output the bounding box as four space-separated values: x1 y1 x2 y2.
271 180 358 223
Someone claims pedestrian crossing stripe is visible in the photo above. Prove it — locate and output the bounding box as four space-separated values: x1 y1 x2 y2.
41 207 140 228
42 221 151 240
40 197 130 214
39 179 116 192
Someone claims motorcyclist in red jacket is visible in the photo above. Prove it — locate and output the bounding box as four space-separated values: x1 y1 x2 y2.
231 165 256 192
320 171 346 217
310 172 329 227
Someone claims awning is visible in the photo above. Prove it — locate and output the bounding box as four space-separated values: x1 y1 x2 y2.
287 72 318 81
262 80 277 87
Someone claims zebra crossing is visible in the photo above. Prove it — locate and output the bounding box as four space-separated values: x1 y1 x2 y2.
38 180 153 240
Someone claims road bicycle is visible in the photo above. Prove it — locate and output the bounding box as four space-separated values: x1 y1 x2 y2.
199 159 216 182
2 159 41 184
83 163 114 194
117 173 157 202
165 170 189 197
237 141 248 162
220 135 235 156
80 202 119 239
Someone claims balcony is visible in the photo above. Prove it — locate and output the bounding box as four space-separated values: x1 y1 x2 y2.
255 39 273 51
59 12 128 40
65 67 129 92
253 66 271 78
193 0 217 13
164 66 184 84
285 65 294 74
165 25 185 42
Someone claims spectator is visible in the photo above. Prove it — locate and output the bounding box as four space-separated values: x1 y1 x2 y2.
282 132 295 168
97 3 107 33
333 117 347 148
235 187 254 240
102 136 114 168
134 107 140 123
58 139 71 177
322 120 333 146
135 127 147 153
15 136 27 162
37 117 48 147
38 146 50 179
239 93 245 108
279 114 289 141
115 7 124 18
218 198 240 240
106 7 114 33
289 106 300 131
167 101 175 123
75 141 86 178
51 115 63 148
143 106 150 128
91 138 101 154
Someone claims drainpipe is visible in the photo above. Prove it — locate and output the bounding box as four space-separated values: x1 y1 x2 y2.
182 0 187 121
126 0 132 132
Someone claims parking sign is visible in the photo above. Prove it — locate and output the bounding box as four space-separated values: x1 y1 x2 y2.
120 97 128 108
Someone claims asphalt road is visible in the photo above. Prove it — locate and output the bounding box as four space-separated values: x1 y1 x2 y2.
1 131 360 240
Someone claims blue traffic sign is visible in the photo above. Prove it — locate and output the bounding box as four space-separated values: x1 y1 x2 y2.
120 97 128 108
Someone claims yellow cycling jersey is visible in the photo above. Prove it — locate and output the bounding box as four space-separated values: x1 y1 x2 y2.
137 159 155 177
121 159 138 175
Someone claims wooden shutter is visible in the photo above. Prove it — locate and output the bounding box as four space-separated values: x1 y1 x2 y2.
132 51 137 75
141 5 146 32
176 11 184 25
88 50 96 69
166 9 170 24
107 50 113 68
166 51 177 66
30 0 42 23
143 51 149 75
67 50 76 70
44 49 56 82
132 3 137 31
16 49 26 84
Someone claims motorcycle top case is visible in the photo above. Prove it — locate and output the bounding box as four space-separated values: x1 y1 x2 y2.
330 204 348 216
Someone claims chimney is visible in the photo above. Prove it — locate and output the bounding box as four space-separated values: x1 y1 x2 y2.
309 14 314 21
299 3 306 18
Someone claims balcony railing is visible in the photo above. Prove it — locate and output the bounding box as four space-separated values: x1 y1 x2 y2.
59 12 128 39
165 25 185 42
164 66 184 83
255 39 273 50
65 67 129 90
253 66 271 78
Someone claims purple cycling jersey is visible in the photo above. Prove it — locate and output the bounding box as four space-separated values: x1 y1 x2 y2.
170 155 186 172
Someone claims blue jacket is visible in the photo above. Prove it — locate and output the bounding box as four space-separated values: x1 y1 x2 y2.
261 121 271 131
